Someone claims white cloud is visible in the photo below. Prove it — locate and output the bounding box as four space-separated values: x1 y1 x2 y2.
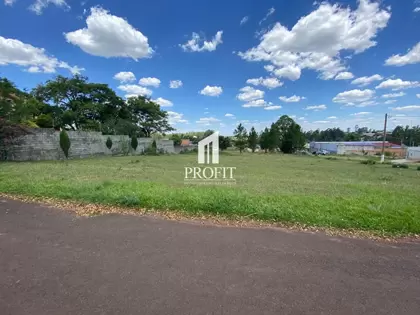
351 74 383 86
264 105 282 110
376 79 420 90
239 1 390 81
246 77 283 89
273 65 302 80
240 16 249 25
225 113 235 117
0 35 83 74
113 71 136 83
417 94 420 99
168 111 188 124
200 85 223 97
332 89 375 105
65 7 153 59
242 99 267 108
385 42 420 66
196 117 221 124
381 92 405 98
305 105 327 111
180 31 223 52
391 105 420 111
264 64 275 72
334 72 354 80
5 0 16 5
327 116 337 119
384 100 396 105
118 84 152 97
415 7 420 13
169 80 183 89
153 97 173 107
351 111 371 116
138 77 161 87
279 95 305 103
29 0 70 15
237 86 265 102
259 7 275 25
312 120 330 124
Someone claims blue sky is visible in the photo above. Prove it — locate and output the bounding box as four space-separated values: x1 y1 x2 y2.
1 0 420 135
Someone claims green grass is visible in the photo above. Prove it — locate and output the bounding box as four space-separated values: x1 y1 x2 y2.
1 153 419 235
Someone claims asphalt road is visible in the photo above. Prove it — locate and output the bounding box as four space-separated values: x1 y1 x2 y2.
1 198 420 315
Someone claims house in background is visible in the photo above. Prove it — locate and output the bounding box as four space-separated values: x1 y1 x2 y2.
407 147 420 161
310 141 406 157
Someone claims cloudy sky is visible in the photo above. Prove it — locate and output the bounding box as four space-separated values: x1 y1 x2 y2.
1 0 420 134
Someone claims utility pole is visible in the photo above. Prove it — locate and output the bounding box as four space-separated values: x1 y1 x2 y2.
381 113 388 163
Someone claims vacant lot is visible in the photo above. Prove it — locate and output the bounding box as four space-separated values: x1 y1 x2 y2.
0 153 419 235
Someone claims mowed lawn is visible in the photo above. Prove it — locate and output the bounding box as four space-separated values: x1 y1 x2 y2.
0 153 419 235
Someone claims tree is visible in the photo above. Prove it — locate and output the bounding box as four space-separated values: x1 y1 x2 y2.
0 118 31 160
273 116 305 153
219 135 231 151
131 135 138 151
248 127 259 152
59 130 71 159
260 128 271 153
169 134 182 146
106 137 113 150
233 123 248 153
126 96 175 137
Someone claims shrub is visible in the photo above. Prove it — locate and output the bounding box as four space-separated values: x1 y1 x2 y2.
417 166 420 171
106 137 113 150
360 159 376 165
131 136 138 151
326 156 337 160
392 164 409 169
59 130 71 159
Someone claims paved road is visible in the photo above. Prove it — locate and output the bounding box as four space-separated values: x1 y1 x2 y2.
1 199 420 315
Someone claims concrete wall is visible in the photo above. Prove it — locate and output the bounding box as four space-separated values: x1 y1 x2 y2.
7 129 175 161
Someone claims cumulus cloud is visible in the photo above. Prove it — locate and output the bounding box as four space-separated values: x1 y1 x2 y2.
271 65 302 80
113 71 136 83
29 0 70 15
417 94 420 99
385 42 420 66
240 16 249 25
65 7 153 59
118 84 152 97
196 117 221 124
415 7 420 13
351 74 383 86
391 105 420 111
180 31 223 52
332 89 375 105
237 86 265 102
279 95 305 103
334 72 354 80
239 0 390 81
375 79 420 90
0 35 83 74
327 116 338 119
242 99 267 108
351 111 371 116
200 85 223 97
246 77 283 89
381 92 405 98
169 80 183 89
138 77 161 87
305 105 327 111
225 113 235 117
264 105 282 110
384 100 396 105
4 0 16 5
168 111 188 124
153 97 173 107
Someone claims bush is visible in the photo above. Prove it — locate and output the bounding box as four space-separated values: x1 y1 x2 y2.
59 130 71 159
106 137 113 150
360 159 376 165
417 166 420 171
392 164 409 169
326 156 337 160
131 136 138 151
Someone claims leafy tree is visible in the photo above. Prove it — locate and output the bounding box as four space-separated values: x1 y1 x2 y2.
131 135 138 151
106 137 113 150
272 116 305 153
219 135 231 151
233 123 248 153
35 114 54 128
268 123 280 151
59 130 71 159
260 128 271 153
248 127 259 152
126 96 175 137
169 134 182 146
203 129 214 138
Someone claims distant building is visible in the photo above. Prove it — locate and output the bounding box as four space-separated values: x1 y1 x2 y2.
310 141 405 157
406 147 420 160
180 139 192 146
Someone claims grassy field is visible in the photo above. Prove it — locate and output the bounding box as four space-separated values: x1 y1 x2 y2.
1 153 419 235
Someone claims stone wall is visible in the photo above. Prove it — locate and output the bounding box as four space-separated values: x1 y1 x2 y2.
7 129 175 161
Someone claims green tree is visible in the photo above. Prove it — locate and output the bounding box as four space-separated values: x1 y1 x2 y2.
106 137 113 150
131 135 138 151
126 96 175 137
248 127 259 152
59 130 71 158
273 116 305 153
233 123 248 153
219 135 231 151
169 134 182 146
260 128 271 153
